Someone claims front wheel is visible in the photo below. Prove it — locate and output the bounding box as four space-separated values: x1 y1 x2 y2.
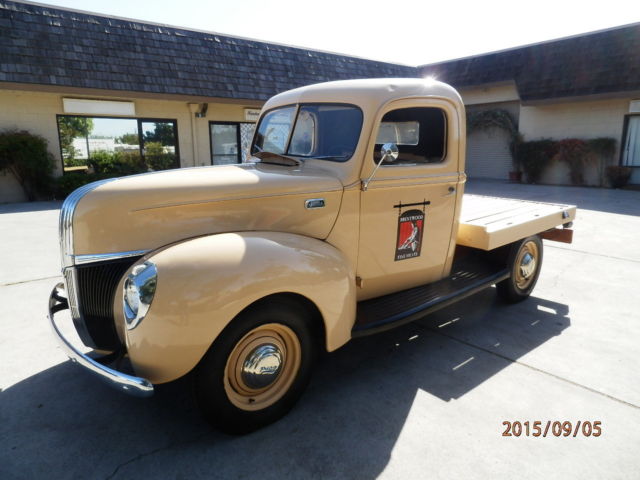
194 300 317 434
496 235 543 303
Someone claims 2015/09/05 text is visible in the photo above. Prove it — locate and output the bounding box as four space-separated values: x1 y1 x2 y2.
502 421 602 438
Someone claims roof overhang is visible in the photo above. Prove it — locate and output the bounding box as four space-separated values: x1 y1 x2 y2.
520 89 640 106
455 80 520 106
0 81 265 107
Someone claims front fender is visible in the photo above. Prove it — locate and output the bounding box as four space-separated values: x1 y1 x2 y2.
119 232 356 384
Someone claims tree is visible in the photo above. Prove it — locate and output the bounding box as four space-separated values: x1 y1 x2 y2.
58 117 94 160
117 133 139 145
143 123 175 146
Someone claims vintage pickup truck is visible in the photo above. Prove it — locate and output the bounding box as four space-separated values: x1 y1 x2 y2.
48 78 576 433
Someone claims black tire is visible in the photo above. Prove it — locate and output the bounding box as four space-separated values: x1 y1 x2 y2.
496 235 543 303
194 299 317 434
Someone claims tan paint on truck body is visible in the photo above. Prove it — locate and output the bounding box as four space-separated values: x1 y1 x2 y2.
114 232 356 384
72 163 343 255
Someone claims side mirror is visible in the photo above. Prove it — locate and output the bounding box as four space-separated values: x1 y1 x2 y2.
362 143 399 191
380 143 399 163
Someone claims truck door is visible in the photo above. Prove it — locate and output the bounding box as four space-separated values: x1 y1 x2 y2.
357 98 464 300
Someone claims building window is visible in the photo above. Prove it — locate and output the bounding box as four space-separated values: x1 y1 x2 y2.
210 122 256 165
373 107 447 165
622 116 640 167
56 116 179 172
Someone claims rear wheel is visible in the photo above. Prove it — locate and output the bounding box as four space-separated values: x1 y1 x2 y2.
496 235 543 303
194 300 316 434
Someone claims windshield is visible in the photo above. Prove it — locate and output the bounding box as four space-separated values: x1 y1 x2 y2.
252 104 363 162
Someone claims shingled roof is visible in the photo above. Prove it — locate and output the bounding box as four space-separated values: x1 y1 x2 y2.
0 0 418 101
419 23 640 102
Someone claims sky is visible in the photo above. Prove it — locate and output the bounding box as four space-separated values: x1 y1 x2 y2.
33 0 639 66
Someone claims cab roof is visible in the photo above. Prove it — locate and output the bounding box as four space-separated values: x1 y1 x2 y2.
262 78 464 114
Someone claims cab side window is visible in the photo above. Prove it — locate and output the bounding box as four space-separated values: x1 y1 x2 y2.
374 107 447 165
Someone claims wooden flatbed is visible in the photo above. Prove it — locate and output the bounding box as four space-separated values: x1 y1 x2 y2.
457 194 577 250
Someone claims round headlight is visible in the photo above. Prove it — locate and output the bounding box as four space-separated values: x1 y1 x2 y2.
124 278 140 316
123 261 157 330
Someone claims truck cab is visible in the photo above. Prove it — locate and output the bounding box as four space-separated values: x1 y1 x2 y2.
256 79 466 301
48 78 575 433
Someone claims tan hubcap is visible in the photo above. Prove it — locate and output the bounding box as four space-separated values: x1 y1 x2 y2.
514 240 539 290
224 323 301 411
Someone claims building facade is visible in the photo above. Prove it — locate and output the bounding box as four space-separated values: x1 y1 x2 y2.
0 0 417 202
2 1 639 203
420 23 640 185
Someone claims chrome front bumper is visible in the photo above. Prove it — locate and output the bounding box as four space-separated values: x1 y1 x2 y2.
48 282 154 398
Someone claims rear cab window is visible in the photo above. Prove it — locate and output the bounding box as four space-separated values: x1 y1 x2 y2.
374 107 447 165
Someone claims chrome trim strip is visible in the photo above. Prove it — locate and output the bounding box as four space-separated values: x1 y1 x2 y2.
48 282 154 398
73 250 150 265
59 178 117 269
130 187 343 213
63 267 81 320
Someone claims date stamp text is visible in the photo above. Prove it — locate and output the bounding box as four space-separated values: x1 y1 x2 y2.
502 421 602 437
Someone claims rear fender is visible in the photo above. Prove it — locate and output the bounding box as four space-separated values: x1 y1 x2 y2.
118 232 356 384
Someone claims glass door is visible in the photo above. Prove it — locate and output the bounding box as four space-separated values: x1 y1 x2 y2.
210 122 256 165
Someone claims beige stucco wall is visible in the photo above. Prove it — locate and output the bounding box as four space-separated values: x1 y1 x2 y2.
519 98 629 144
519 98 630 186
0 87 262 202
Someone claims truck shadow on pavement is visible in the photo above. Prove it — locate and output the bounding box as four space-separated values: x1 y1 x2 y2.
1 289 570 479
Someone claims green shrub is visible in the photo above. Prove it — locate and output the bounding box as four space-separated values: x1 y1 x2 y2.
64 156 89 167
54 172 100 198
605 166 632 188
0 130 55 201
88 150 146 175
516 139 557 184
587 138 616 159
146 154 176 171
144 142 177 171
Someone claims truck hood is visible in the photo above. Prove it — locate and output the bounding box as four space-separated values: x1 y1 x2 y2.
69 163 344 257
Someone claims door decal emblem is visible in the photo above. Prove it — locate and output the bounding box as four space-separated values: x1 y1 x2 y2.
395 208 425 261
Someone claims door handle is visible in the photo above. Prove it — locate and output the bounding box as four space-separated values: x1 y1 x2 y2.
305 198 325 209
443 186 456 197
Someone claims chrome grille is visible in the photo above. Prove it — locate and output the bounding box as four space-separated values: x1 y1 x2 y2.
75 258 139 350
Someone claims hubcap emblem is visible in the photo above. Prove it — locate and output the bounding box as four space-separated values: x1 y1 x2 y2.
241 344 283 389
520 252 536 279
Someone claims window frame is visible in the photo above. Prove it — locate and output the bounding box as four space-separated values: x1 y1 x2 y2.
56 114 180 173
620 114 640 167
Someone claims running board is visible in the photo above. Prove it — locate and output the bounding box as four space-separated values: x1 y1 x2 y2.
353 260 509 337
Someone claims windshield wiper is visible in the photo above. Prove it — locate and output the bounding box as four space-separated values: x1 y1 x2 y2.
253 151 301 166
